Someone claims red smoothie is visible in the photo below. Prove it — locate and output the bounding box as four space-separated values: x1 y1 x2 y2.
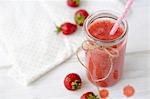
86 20 126 87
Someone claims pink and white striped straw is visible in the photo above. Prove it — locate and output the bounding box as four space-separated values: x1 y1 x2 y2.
109 0 134 35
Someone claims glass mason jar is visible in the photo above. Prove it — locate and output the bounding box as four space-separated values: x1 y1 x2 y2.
77 10 128 87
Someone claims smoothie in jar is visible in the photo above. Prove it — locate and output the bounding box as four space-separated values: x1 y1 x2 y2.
83 11 128 87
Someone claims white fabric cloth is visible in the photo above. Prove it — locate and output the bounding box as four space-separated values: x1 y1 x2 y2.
0 39 12 68
0 2 75 85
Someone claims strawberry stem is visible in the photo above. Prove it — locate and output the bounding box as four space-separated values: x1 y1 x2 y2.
55 26 62 33
75 14 85 26
73 0 80 6
88 94 99 99
71 80 81 90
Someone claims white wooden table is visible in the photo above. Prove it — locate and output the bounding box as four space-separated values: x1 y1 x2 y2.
0 0 149 99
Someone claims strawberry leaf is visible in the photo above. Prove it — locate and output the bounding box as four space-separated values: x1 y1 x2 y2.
75 14 85 26
73 0 80 5
55 26 61 33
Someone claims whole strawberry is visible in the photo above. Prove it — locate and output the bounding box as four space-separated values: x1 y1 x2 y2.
75 9 89 26
64 73 81 91
81 92 99 99
56 22 77 35
67 0 80 7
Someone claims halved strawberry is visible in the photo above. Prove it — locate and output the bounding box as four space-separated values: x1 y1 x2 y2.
99 89 109 98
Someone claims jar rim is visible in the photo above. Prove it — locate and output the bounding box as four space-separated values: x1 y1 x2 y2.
84 10 128 46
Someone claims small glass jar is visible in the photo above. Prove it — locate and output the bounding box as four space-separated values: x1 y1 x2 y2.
77 10 128 87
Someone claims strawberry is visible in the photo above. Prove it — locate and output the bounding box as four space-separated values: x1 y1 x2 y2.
81 92 99 99
67 0 80 7
56 22 77 35
75 9 89 26
64 73 81 91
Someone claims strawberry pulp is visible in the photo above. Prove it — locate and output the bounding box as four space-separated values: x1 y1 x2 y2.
86 20 126 87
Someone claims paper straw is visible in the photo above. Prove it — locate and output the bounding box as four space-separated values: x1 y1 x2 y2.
109 0 134 35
